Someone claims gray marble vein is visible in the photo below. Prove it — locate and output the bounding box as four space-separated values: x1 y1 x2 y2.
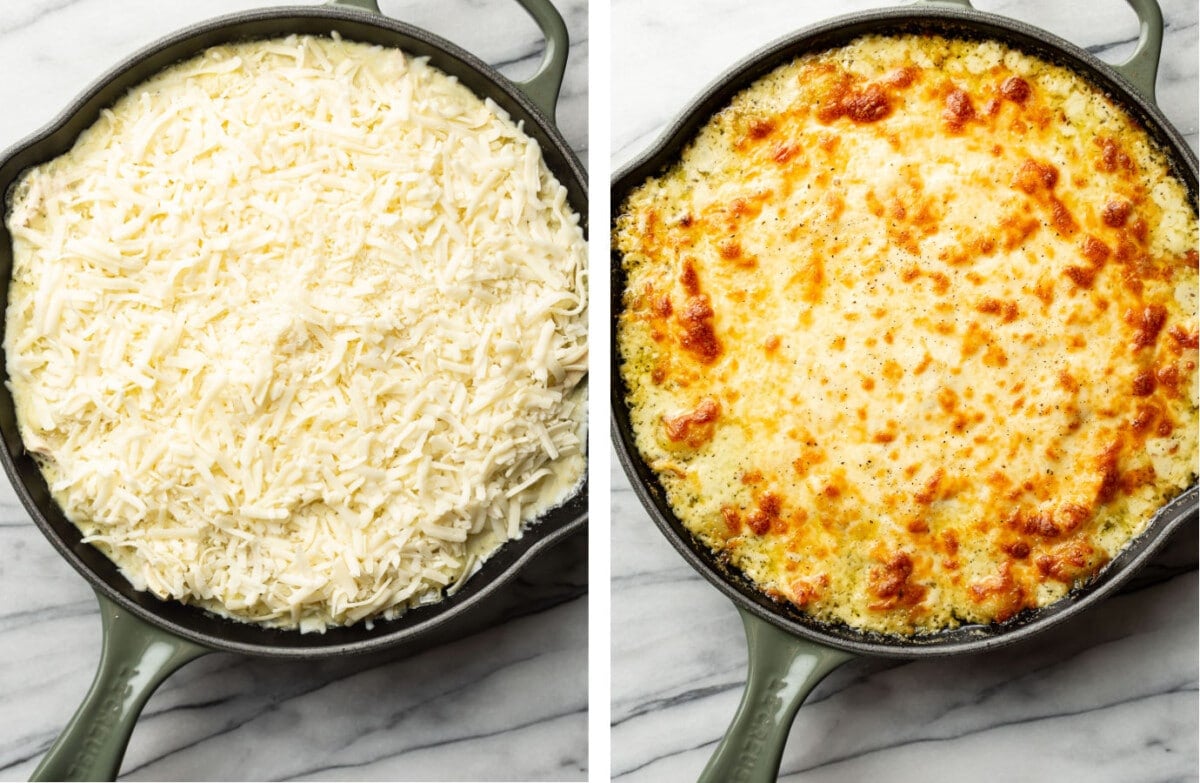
0 1 588 780
610 0 1199 779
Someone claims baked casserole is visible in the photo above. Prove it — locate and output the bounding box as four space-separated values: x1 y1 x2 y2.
615 34 1198 635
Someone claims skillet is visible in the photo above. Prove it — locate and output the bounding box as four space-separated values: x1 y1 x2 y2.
0 0 587 779
611 0 1197 780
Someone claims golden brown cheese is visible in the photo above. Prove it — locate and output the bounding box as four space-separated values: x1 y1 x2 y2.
615 34 1199 636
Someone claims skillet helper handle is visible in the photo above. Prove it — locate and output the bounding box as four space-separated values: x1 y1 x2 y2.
698 609 854 783
31 592 207 782
506 0 570 118
1112 0 1163 103
325 0 570 119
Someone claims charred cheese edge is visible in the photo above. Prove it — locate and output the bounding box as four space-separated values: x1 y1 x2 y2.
615 35 1199 636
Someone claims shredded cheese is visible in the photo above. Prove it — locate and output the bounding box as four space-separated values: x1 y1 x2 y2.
5 34 587 632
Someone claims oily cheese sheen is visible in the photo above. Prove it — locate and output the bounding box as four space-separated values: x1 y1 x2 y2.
6 35 587 632
616 34 1198 635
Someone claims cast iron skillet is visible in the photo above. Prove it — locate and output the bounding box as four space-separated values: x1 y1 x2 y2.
611 0 1197 780
0 0 587 779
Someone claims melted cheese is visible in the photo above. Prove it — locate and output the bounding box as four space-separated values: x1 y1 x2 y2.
5 35 587 632
616 35 1197 636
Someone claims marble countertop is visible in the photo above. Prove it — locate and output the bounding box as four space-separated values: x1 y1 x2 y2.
0 1 587 781
610 0 1198 781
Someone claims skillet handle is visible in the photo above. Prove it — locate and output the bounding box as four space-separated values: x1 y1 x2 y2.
1112 0 1163 103
698 608 854 783
508 0 570 119
31 592 208 782
325 0 569 119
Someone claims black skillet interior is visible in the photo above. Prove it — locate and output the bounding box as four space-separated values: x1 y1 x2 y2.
611 5 1198 659
0 4 588 657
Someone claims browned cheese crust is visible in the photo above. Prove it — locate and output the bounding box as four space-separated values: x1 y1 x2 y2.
615 35 1198 635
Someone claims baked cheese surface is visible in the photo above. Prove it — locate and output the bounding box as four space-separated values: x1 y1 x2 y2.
616 35 1198 635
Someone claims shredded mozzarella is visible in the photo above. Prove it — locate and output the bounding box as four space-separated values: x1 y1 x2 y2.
5 34 587 632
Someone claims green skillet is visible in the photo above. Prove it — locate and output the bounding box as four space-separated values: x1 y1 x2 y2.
610 0 1196 780
0 0 587 779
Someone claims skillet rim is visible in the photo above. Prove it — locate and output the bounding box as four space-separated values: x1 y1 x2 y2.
0 3 589 658
610 3 1198 659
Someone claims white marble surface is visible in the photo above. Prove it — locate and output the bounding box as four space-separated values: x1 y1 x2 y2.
611 0 1198 781
0 1 587 781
